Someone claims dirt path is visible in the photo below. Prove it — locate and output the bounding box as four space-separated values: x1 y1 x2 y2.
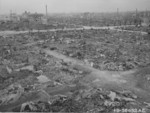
114 28 148 35
1 25 147 36
43 49 150 103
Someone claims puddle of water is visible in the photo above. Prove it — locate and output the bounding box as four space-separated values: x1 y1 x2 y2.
37 75 50 83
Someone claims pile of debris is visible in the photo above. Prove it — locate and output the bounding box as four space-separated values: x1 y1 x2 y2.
14 88 149 112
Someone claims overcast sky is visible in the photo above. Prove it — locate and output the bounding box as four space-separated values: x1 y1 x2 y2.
0 0 149 14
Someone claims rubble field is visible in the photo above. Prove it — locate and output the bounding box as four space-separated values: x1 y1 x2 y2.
0 28 150 112
38 29 150 71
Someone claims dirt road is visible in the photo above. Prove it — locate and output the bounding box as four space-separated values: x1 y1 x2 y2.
43 49 150 103
0 25 147 36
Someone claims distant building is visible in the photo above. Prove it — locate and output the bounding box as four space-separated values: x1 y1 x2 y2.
10 13 20 22
28 13 44 23
0 13 20 23
41 16 48 24
141 11 150 27
21 11 30 20
21 11 47 24
0 15 11 22
141 17 150 26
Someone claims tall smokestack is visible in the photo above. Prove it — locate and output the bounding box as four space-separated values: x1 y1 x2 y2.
46 5 48 18
117 8 119 15
10 10 12 21
136 8 138 17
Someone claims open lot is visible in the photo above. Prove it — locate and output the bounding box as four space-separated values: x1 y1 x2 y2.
0 25 150 112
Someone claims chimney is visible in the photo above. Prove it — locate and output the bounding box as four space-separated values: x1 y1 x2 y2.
46 5 48 18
